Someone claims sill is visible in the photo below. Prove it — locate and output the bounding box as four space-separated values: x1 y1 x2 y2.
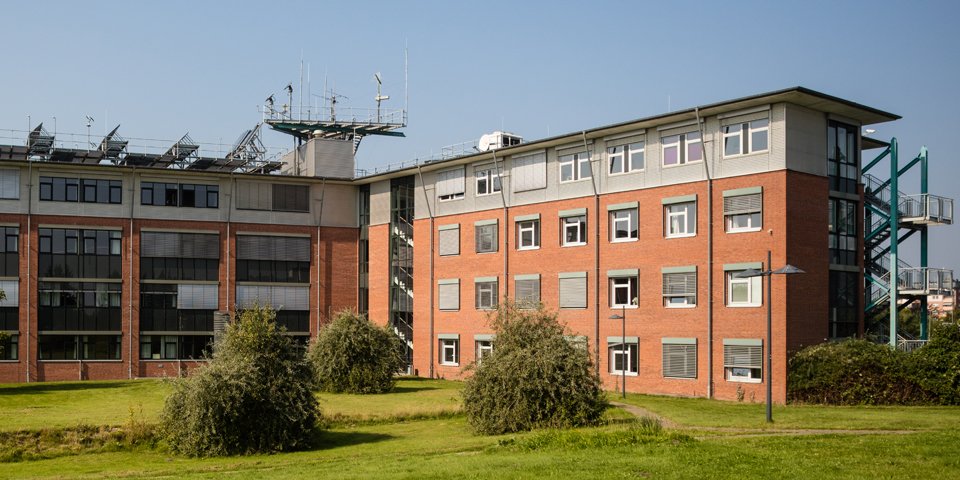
663 376 698 381
726 228 762 234
665 233 696 239
438 254 460 258
610 305 638 310
475 251 499 255
610 371 638 377
727 377 762 384
0 360 20 363
664 304 696 309
439 363 459 367
39 359 123 363
722 149 769 160
437 197 464 203
476 307 497 311
727 303 762 308
607 169 644 177
517 246 540 251
661 160 703 169
559 178 591 185
562 243 587 248
141 359 210 362
611 237 638 244
439 310 460 313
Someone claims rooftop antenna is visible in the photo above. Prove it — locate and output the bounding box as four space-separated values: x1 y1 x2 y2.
375 72 390 123
285 83 294 119
84 115 94 151
265 94 275 118
404 43 409 124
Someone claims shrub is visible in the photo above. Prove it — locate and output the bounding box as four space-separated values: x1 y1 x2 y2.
908 322 960 404
308 310 406 394
462 302 607 435
160 304 319 456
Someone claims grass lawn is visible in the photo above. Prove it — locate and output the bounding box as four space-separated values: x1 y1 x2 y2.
2 378 960 479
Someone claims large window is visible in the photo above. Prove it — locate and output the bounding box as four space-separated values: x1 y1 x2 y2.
724 189 762 233
475 222 498 253
39 177 122 204
608 142 645 175
559 152 592 182
141 182 219 208
139 283 217 332
38 229 121 279
610 208 638 242
663 269 696 308
723 340 762 382
726 270 762 307
475 167 501 196
38 282 122 331
475 279 498 310
661 132 701 167
829 271 859 338
0 227 19 277
662 340 697 379
140 335 212 360
39 334 121 360
140 232 220 281
664 201 696 238
610 274 638 308
829 198 858 266
827 121 858 194
723 119 769 157
0 334 17 360
609 340 638 376
475 340 493 365
236 181 309 212
236 235 310 283
562 215 587 246
439 337 459 366
517 219 539 250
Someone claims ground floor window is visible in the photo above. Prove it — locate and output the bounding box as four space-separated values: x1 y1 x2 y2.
39 334 121 360
140 335 213 360
608 341 638 375
662 340 697 379
723 340 762 383
0 333 17 360
476 340 493 365
440 338 459 366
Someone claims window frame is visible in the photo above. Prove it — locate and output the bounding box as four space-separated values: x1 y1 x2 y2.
476 340 493 365
661 132 702 167
559 152 592 183
664 201 696 238
517 220 540 250
475 280 498 310
723 119 770 158
561 215 587 247
475 167 502 197
609 341 639 376
610 276 639 308
726 271 762 307
662 271 697 308
440 339 459 366
607 145 625 175
610 208 638 242
724 342 762 383
475 223 498 254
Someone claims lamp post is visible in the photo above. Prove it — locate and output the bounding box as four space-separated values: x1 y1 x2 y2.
609 306 626 399
734 250 804 423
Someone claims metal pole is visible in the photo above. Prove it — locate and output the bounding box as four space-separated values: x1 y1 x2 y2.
766 250 773 423
889 139 899 348
622 305 626 399
920 147 929 340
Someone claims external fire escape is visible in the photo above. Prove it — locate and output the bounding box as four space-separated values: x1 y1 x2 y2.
389 178 415 370
863 139 954 350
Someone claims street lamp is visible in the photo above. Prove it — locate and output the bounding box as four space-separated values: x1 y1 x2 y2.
609 306 627 399
734 250 804 423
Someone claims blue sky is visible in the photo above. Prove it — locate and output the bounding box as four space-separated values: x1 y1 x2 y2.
1 0 958 271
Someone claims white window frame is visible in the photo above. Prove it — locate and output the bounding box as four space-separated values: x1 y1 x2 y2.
610 208 638 242
475 167 502 196
475 280 498 310
607 145 626 175
475 223 498 254
724 342 762 383
559 152 592 183
609 342 639 376
476 340 493 365
561 215 587 247
749 119 769 154
663 272 697 308
723 119 770 158
440 339 459 366
627 141 645 172
661 133 702 167
726 211 762 233
665 201 696 238
727 271 762 307
723 123 744 157
610 276 638 308
517 220 540 250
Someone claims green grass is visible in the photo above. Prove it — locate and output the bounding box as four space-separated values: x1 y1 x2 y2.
2 379 960 479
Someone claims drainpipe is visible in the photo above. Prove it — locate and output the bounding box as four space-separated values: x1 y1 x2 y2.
316 178 326 332
582 131 601 374
491 150 509 299
226 175 234 316
919 147 928 340
25 156 33 382
889 139 899 348
415 165 435 378
128 168 135 379
695 107 714 399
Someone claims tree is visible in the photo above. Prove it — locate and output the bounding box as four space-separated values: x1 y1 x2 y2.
461 301 608 435
308 310 405 394
160 304 319 456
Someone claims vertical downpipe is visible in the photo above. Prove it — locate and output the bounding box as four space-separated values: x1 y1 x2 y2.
416 166 436 378
919 147 929 340
128 169 135 379
316 178 326 332
491 150 509 299
226 176 234 316
695 107 714 399
889 139 899 348
582 131 601 374
25 158 32 382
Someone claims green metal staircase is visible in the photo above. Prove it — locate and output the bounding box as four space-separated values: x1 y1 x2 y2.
863 139 954 349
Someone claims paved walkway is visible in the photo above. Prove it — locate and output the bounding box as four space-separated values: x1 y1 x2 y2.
608 401 917 438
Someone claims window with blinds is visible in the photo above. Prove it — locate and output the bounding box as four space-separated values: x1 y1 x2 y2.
559 272 587 309
236 181 310 212
272 184 310 212
140 232 220 281
723 340 762 382
662 341 697 378
0 279 19 307
515 275 540 308
662 269 696 307
236 285 309 310
723 188 762 233
475 279 498 310
438 279 460 311
475 222 498 253
438 225 460 256
436 168 465 201
176 284 219 310
0 169 19 199
511 151 546 193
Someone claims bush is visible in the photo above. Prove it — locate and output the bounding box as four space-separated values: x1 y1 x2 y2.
462 302 607 435
788 322 960 405
308 310 406 394
160 305 319 456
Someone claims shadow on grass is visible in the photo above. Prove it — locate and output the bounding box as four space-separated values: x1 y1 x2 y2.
0 381 130 396
310 429 394 451
390 384 441 394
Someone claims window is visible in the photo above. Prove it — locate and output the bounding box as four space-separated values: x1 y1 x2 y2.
475 279 498 310
610 208 638 242
39 176 121 204
515 275 540 308
559 272 587 309
38 334 121 360
438 224 460 256
723 190 762 233
723 119 769 157
140 335 212 360
38 282 122 332
726 270 762 307
235 181 308 212
38 229 122 279
0 227 19 277
663 269 696 307
511 152 547 192
517 219 540 250
562 215 587 246
559 152 592 182
661 132 701 167
476 340 493 364
827 121 858 194
0 334 17 360
0 168 20 200
475 167 502 196
610 275 638 308
236 235 311 283
437 168 465 201
608 142 645 175
272 184 310 212
829 270 859 338
141 182 219 208
724 340 762 382
664 201 696 238
438 279 460 311
829 198 858 266
662 340 697 379
440 338 459 365
475 222 498 253
609 341 638 375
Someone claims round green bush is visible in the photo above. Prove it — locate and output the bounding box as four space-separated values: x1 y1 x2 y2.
160 305 319 456
308 310 406 394
462 302 608 435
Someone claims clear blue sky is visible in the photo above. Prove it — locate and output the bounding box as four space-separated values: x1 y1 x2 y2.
1 0 958 271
